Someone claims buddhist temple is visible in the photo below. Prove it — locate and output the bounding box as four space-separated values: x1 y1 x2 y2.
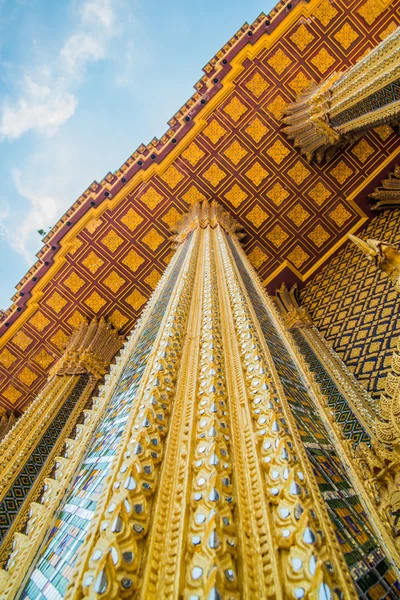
0 0 399 598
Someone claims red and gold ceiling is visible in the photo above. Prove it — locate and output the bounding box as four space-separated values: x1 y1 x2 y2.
0 0 399 411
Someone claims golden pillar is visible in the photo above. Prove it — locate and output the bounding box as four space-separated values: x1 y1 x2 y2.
1 202 399 599
283 27 400 162
0 318 123 569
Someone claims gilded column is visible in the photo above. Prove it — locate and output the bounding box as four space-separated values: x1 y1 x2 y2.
283 27 400 162
0 317 123 567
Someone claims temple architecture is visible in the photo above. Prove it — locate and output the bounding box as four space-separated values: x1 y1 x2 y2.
0 0 399 597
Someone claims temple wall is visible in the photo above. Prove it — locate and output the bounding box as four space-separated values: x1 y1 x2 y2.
299 208 400 402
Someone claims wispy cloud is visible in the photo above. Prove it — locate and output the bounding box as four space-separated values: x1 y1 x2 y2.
0 0 125 140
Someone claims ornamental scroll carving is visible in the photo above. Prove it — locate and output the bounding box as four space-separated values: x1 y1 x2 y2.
283 27 400 162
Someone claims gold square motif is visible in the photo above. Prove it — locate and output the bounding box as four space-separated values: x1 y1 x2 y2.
289 72 313 95
224 184 248 208
160 165 184 189
334 23 359 50
85 292 106 313
18 367 38 387
223 97 248 122
267 49 292 75
248 247 268 268
287 161 311 185
266 182 289 206
290 24 315 51
68 238 83 255
311 48 335 74
223 140 248 165
67 310 85 329
46 292 67 314
267 95 287 120
29 311 50 332
2 385 22 403
358 0 385 25
203 120 227 144
51 329 69 349
82 251 104 274
104 271 126 293
145 269 162 289
245 162 269 186
0 349 17 369
308 182 331 205
64 272 85 294
109 310 128 330
351 139 374 163
245 118 268 143
267 225 289 248
142 228 164 251
203 163 227 187
182 185 207 205
120 208 144 232
246 205 269 228
122 249 144 272
140 186 164 210
287 245 310 268
245 72 269 98
12 331 33 351
314 0 338 26
182 142 205 166
330 161 353 185
329 204 352 227
126 288 147 311
101 230 124 253
308 224 330 247
33 349 54 369
266 140 290 165
287 204 310 227
162 207 182 229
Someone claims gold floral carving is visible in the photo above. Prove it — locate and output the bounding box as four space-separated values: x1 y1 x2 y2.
67 310 85 329
224 183 248 208
202 163 227 187
29 311 50 332
266 182 290 206
313 0 339 27
160 165 184 189
311 48 336 74
329 204 352 227
103 271 126 293
64 272 85 294
68 238 83 255
245 117 269 143
108 309 128 330
267 95 288 120
11 331 33 351
246 205 269 228
288 245 310 268
245 71 269 98
122 249 144 272
2 385 22 404
33 349 54 369
202 119 227 144
223 140 248 165
142 227 164 251
334 23 359 50
308 182 331 205
126 288 147 310
267 48 292 75
351 139 374 163
223 96 248 122
120 208 144 232
308 224 331 247
182 184 207 205
144 269 161 289
17 368 38 387
267 224 289 248
162 207 182 229
379 21 398 40
287 204 311 227
50 329 69 349
46 292 68 314
245 162 269 186
266 139 291 164
101 230 124 253
290 24 315 51
330 161 353 185
0 350 17 369
82 251 104 273
288 72 313 95
248 246 268 268
358 0 385 25
84 292 107 313
85 218 102 234
287 161 311 185
140 186 164 210
182 142 205 166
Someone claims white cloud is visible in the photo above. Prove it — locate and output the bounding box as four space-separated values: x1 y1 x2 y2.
0 0 126 141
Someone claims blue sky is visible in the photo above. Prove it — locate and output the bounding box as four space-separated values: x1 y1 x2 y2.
0 0 274 309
